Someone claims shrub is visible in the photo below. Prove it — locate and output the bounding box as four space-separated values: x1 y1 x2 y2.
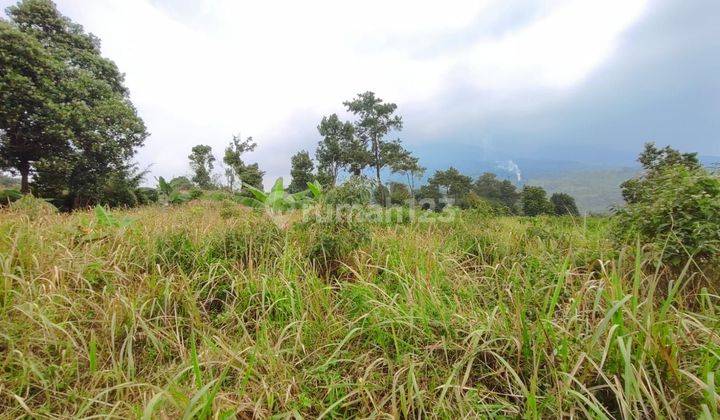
0 189 22 207
295 214 370 278
8 195 58 219
614 165 720 266
135 187 159 205
325 176 373 206
388 182 412 206
465 191 508 216
550 193 580 216
207 220 283 267
521 186 554 216
188 188 203 200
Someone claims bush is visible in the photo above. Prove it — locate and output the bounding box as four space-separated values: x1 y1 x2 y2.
521 186 554 216
465 191 508 216
388 182 412 206
188 188 204 200
614 165 720 266
8 195 58 219
550 193 579 216
135 187 159 205
325 176 373 206
294 214 370 278
0 189 22 207
207 220 283 267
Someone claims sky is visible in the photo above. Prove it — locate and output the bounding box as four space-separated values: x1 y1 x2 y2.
2 0 719 186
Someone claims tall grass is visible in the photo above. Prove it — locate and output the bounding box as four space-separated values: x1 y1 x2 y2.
0 200 717 418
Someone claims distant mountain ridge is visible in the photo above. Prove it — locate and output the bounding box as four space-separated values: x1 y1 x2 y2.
403 143 719 214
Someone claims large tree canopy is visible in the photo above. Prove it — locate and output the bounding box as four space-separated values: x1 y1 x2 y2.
344 91 407 203
188 144 215 189
223 134 264 190
288 150 315 193
0 0 147 207
316 114 354 186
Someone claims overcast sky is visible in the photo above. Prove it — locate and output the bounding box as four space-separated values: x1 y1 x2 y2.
2 0 718 185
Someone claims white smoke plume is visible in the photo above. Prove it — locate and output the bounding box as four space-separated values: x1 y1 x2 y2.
496 160 522 183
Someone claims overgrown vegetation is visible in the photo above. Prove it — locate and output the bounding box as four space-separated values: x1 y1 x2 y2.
615 143 720 267
1 1 716 417
1 197 718 417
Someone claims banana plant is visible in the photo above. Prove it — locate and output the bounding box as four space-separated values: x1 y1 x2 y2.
238 178 322 212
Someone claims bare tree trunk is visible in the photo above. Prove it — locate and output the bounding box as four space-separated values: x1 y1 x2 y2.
373 138 385 206
19 160 30 194
406 172 414 200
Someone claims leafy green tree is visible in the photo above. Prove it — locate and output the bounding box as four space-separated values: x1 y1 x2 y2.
188 145 215 189
0 0 147 206
465 191 508 216
473 173 520 212
521 186 553 216
135 187 158 205
344 92 405 203
224 134 264 190
288 150 315 193
621 142 701 204
169 176 193 191
0 19 66 194
388 181 412 205
390 154 424 197
325 175 374 206
316 114 354 186
616 164 719 266
550 192 579 216
425 167 473 208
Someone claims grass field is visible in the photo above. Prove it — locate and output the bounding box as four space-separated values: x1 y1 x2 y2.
1 200 718 418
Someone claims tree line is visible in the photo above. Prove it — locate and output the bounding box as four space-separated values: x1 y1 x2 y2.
179 92 579 216
1 0 580 216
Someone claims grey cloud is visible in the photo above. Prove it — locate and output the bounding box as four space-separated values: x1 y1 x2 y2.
401 0 720 167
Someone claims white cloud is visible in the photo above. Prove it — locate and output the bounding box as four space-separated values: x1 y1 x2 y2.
2 0 649 185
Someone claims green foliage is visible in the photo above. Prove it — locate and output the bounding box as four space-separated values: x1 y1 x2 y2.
157 176 197 205
388 182 412 205
207 220 283 267
344 91 406 202
169 176 194 191
473 172 520 212
135 187 159 205
1 0 147 203
0 202 717 418
238 178 316 214
389 154 424 196
621 142 701 204
550 192 580 216
325 175 374 206
188 145 215 189
288 150 315 194
295 215 370 278
0 15 68 194
188 188 203 200
615 164 720 266
424 167 473 208
0 188 22 206
8 194 57 219
521 185 554 216
224 134 264 191
465 191 508 216
316 114 354 185
93 205 134 229
155 231 196 272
